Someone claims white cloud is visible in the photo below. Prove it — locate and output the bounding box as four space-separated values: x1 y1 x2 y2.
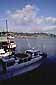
6 10 11 15
45 17 56 24
43 25 56 34
5 4 56 33
8 5 37 24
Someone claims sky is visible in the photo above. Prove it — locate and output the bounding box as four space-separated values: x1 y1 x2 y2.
0 0 56 34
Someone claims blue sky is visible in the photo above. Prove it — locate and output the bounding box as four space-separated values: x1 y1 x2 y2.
0 0 56 34
0 0 56 16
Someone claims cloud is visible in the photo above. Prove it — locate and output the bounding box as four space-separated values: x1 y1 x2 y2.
7 5 37 24
43 25 56 34
45 17 56 24
6 10 11 15
5 4 56 33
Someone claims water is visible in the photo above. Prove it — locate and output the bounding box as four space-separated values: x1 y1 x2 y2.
15 37 56 57
2 37 56 83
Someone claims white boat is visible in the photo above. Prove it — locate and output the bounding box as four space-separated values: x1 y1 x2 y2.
7 40 16 49
7 36 14 39
0 48 12 59
0 37 16 52
0 20 16 51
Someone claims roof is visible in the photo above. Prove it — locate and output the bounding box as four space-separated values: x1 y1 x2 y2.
26 49 40 53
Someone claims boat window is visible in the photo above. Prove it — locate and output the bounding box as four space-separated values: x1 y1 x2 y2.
24 58 27 62
26 51 32 55
34 52 38 56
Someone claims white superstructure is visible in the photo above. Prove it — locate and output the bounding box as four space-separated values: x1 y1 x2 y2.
0 48 12 58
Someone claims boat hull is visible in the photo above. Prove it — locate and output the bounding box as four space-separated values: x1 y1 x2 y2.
0 56 43 80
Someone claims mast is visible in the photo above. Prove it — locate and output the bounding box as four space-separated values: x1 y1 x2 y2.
6 19 8 33
6 19 9 40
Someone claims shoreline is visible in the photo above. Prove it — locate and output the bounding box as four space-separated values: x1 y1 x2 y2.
15 35 55 39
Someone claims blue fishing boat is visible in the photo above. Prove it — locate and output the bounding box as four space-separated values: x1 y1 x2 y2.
0 47 47 80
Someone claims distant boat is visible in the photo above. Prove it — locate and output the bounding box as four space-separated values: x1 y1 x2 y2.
0 20 16 53
0 37 16 52
7 35 14 39
7 39 16 50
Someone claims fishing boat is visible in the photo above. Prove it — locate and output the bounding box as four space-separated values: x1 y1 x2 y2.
0 47 47 80
0 20 16 53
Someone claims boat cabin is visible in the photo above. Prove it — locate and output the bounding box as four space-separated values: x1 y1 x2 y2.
25 49 40 58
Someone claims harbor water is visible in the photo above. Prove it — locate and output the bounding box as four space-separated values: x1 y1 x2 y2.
15 37 56 58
